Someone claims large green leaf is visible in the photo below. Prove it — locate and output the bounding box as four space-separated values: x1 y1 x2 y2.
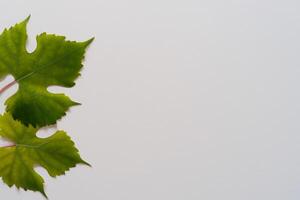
0 16 93 126
0 113 89 198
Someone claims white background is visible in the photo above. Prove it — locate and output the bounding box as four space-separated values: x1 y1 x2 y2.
0 0 300 199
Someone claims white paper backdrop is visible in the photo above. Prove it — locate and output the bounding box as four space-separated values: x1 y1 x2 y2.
0 0 300 199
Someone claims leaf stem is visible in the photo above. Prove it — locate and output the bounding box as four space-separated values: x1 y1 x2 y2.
2 144 16 148
0 80 17 95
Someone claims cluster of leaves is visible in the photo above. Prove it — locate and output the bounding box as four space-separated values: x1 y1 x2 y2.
0 16 93 198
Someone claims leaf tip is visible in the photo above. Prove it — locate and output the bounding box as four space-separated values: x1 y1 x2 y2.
72 101 82 106
88 37 95 43
42 192 48 199
83 37 95 47
82 160 92 167
23 15 31 24
38 187 48 199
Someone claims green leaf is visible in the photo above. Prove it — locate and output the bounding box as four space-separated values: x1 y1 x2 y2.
0 113 89 198
0 16 93 126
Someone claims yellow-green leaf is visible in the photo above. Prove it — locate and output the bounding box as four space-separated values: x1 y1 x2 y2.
0 16 93 126
0 113 89 198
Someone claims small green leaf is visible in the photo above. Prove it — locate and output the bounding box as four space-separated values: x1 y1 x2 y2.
0 16 93 126
0 113 89 198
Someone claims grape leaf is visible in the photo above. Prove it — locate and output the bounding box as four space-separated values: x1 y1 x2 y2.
0 113 89 198
0 16 93 127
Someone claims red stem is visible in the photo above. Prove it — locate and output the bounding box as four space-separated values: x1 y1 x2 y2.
0 81 17 148
0 80 17 95
2 144 16 148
